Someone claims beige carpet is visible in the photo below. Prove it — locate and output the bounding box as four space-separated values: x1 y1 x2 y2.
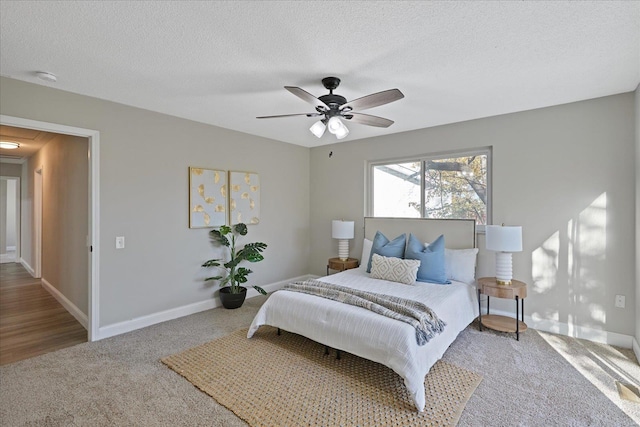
162 326 482 427
1 295 638 426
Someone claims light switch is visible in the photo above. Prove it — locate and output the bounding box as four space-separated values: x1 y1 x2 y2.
116 236 125 249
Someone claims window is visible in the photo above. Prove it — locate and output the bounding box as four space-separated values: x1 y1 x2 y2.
369 148 491 230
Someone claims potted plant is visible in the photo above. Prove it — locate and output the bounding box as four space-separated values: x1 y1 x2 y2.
202 223 267 309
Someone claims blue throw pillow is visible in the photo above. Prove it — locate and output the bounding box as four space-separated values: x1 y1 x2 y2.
366 231 406 273
405 233 450 284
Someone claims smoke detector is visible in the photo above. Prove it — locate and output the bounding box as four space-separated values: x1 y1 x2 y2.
36 71 57 82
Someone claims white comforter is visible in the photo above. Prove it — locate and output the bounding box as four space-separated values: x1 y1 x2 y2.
247 269 479 411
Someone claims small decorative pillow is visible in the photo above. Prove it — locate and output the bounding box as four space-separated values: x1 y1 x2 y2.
445 248 479 284
366 231 406 273
370 253 420 285
359 238 373 270
405 233 450 284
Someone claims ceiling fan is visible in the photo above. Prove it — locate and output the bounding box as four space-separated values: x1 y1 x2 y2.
257 77 404 140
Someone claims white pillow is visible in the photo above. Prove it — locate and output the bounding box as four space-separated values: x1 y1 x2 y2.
369 253 420 285
359 238 373 270
444 248 479 284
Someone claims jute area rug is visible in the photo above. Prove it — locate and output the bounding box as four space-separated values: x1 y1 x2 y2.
162 326 482 427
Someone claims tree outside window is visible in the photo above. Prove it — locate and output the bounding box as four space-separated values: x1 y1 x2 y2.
370 149 490 228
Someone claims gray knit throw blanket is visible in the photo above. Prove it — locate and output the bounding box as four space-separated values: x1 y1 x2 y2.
283 279 446 345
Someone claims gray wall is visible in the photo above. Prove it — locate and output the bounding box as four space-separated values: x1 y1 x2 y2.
310 93 636 337
26 135 89 313
0 76 310 327
0 163 22 177
1 75 635 340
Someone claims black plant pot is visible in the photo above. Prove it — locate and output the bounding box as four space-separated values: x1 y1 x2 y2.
219 286 247 309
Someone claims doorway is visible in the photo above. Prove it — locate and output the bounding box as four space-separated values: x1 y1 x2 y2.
0 114 100 341
0 176 20 264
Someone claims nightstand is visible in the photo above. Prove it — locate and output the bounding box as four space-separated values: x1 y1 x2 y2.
477 277 527 341
326 258 359 275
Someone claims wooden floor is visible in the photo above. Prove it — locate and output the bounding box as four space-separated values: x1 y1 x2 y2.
0 263 87 365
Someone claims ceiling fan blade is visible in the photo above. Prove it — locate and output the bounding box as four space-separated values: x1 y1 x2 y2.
285 86 329 110
341 89 404 112
256 113 322 119
343 112 394 128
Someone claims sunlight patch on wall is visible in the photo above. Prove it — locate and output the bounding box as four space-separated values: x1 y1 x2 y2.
574 192 607 259
569 192 607 329
568 192 607 291
587 303 606 325
531 230 560 326
531 193 608 332
532 230 559 294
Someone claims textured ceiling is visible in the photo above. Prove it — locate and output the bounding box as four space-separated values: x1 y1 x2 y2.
1 1 638 148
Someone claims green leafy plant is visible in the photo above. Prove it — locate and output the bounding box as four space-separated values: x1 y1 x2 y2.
202 223 267 295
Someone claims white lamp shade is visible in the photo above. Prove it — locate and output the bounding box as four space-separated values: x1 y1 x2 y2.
334 124 349 139
327 117 343 134
309 120 326 138
332 220 354 239
485 225 522 252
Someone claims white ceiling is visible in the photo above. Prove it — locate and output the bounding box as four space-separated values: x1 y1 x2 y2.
1 1 638 148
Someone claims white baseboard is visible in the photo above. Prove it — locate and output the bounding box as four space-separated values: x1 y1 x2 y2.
95 274 315 341
92 273 638 352
487 307 634 349
0 254 15 263
41 278 88 330
20 258 35 276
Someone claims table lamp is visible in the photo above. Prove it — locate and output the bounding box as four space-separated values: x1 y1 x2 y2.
485 224 522 285
332 220 354 261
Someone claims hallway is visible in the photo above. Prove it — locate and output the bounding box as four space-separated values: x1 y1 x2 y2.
0 263 87 365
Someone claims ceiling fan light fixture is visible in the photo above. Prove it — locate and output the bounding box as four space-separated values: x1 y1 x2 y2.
327 116 344 135
309 120 326 138
258 77 404 139
335 125 349 140
327 116 349 139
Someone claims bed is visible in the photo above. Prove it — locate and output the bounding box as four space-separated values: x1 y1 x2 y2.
248 217 479 412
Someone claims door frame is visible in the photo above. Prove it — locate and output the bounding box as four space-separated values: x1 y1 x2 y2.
0 114 100 342
34 168 42 277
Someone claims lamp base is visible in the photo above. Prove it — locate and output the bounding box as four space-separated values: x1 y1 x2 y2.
495 252 513 286
338 239 350 261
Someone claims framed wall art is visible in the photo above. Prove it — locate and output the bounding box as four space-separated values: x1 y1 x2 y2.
189 167 228 228
229 171 260 225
